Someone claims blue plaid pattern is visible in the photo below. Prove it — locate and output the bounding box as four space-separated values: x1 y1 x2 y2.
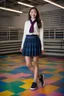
22 35 42 57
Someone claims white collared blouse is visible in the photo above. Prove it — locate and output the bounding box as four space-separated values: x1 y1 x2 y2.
21 20 44 50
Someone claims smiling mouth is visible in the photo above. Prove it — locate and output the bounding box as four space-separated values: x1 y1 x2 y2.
32 15 36 17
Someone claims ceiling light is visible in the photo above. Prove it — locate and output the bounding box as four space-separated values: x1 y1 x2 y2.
18 1 34 7
44 0 64 9
0 7 23 14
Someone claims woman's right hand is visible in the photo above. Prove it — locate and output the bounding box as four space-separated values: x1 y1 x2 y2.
20 48 22 52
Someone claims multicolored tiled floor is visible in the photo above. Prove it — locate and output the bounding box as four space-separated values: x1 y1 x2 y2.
0 54 64 96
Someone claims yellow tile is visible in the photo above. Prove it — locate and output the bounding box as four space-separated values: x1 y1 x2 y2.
0 90 14 96
49 76 61 81
20 78 34 89
20 83 31 89
2 78 17 83
42 70 61 74
53 70 60 73
20 89 37 96
37 85 59 94
46 76 60 82
21 78 33 83
1 64 9 67
43 71 51 74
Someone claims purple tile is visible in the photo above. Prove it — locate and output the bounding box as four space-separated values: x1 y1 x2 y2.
47 92 64 96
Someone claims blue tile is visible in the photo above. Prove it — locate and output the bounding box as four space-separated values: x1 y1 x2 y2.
9 66 32 74
0 55 7 58
0 81 7 86
0 88 5 92
51 81 64 88
56 88 64 94
59 72 64 76
58 78 64 83
44 74 53 78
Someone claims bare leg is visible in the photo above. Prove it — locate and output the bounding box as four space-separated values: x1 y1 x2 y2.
33 56 40 82
25 56 34 73
25 56 40 82
25 56 44 89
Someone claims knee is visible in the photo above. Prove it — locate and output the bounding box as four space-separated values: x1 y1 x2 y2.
33 62 38 67
26 63 31 68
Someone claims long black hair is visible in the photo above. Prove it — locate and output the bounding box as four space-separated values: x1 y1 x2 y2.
28 7 42 28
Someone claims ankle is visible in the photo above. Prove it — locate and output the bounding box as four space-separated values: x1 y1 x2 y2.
34 80 37 83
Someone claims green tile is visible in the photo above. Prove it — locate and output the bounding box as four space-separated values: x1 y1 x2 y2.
9 86 26 93
1 81 26 93
1 81 25 89
11 94 19 96
0 70 7 73
47 69 56 72
47 63 56 66
9 81 25 86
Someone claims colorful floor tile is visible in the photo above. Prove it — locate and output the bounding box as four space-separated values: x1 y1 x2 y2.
0 54 64 96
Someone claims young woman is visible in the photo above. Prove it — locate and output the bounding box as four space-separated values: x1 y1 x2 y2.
20 7 44 90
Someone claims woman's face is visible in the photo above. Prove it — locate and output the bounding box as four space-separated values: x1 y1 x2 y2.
30 9 37 19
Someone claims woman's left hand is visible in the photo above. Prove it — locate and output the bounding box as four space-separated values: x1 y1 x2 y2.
41 50 44 54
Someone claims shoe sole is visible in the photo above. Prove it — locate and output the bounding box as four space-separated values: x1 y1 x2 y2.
30 87 37 91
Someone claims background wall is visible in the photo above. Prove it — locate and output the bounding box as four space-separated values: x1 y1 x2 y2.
0 3 64 29
0 3 64 56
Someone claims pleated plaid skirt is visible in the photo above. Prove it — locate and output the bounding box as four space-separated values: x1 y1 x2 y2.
22 35 42 57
